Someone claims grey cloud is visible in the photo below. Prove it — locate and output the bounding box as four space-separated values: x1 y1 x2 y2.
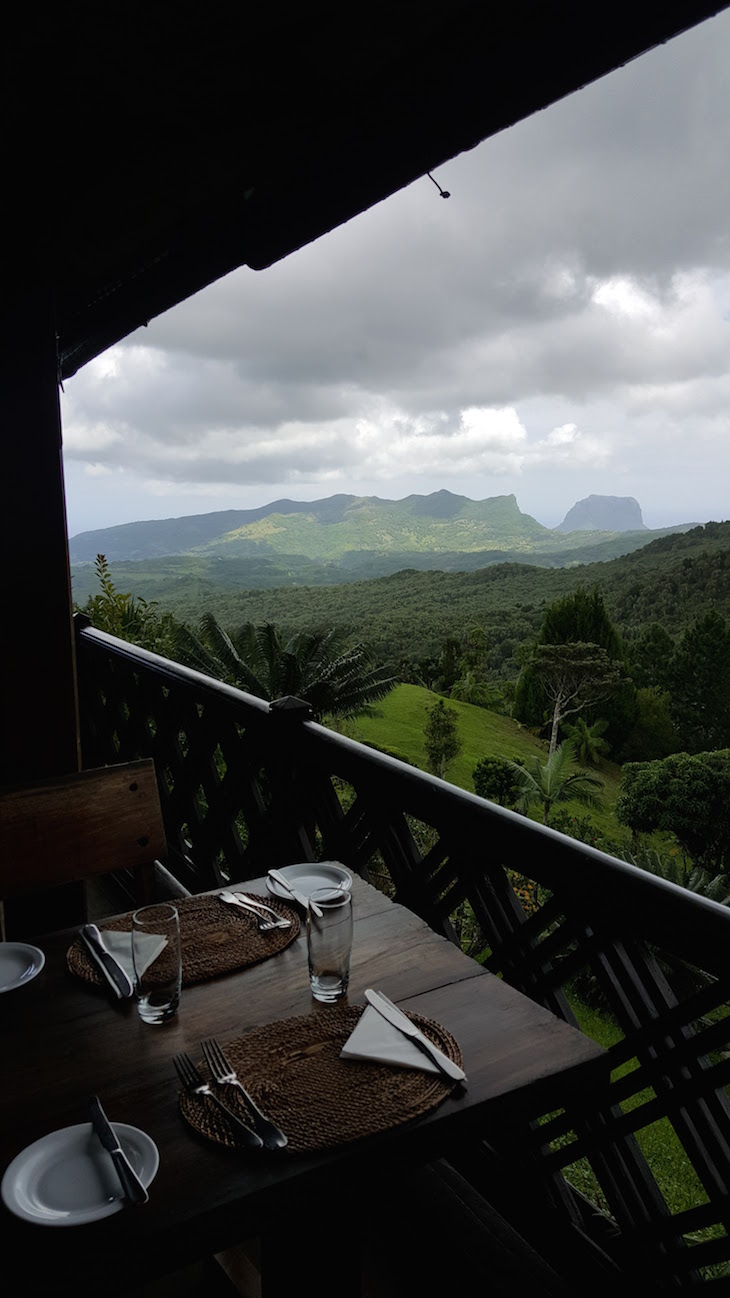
62 11 730 531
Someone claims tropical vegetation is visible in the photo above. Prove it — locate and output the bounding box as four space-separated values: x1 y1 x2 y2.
423 697 463 778
76 542 730 895
77 554 181 657
616 750 730 874
172 613 397 722
71 523 730 1236
472 755 522 807
562 717 610 767
70 521 730 677
506 742 604 827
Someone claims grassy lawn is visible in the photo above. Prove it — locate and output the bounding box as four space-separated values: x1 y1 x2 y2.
348 683 624 836
569 996 710 1220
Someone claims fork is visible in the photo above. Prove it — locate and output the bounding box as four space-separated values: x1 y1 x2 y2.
218 891 291 931
201 1037 288 1149
173 1052 263 1150
233 892 293 924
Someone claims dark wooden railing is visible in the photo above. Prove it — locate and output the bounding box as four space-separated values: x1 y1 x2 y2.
75 617 730 1291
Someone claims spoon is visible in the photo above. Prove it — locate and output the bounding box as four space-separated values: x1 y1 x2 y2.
218 891 291 930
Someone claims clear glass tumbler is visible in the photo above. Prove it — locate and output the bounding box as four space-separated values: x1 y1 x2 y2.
132 902 182 1024
306 886 353 1003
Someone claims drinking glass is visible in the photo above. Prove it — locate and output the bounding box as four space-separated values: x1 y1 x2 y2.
307 886 353 1003
131 902 182 1024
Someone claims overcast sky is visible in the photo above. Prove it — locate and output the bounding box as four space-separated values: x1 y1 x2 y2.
62 11 730 538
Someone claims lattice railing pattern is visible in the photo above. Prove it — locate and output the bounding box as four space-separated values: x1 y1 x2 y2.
76 620 730 1288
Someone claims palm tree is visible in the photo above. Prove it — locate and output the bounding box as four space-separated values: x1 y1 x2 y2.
562 716 610 767
450 670 504 711
174 614 397 722
508 741 604 826
615 843 730 904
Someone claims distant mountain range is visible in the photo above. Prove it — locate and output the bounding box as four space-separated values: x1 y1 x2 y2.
68 490 700 606
72 519 730 670
69 490 691 566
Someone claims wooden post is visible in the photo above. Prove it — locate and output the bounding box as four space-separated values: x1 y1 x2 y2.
1 273 83 934
1 282 80 783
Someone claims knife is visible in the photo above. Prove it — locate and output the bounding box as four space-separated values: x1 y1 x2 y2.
364 988 466 1082
81 924 135 1000
267 869 323 917
89 1095 149 1205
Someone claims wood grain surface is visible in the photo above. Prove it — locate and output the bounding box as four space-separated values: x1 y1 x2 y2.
0 873 606 1296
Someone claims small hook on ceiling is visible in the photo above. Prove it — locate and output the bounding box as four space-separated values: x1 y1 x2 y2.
427 172 451 199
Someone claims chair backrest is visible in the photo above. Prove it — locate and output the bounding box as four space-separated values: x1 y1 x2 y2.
0 759 167 899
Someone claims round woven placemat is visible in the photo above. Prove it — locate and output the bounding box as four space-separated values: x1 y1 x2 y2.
178 1004 463 1153
66 892 300 988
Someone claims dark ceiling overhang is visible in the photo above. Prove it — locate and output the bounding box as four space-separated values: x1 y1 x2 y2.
5 2 728 380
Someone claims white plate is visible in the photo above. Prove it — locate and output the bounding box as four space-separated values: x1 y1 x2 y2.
0 943 45 993
266 861 353 901
1 1122 159 1226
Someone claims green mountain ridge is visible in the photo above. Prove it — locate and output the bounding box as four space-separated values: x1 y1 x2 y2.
74 521 730 676
69 489 694 566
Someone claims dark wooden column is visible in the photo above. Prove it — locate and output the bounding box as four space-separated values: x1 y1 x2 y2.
1 282 80 784
1 275 83 936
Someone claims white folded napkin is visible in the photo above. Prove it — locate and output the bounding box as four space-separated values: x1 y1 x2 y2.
100 930 168 981
340 1005 440 1073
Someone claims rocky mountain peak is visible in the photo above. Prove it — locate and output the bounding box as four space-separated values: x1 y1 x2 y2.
557 495 646 533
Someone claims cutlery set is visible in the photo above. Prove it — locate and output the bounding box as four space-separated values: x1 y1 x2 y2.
218 891 292 930
201 1038 288 1148
175 1039 287 1151
79 892 293 1007
80 875 325 1004
219 873 327 923
82 871 460 1211
173 1051 266 1150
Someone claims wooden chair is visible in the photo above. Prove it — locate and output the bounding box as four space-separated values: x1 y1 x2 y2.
0 759 171 937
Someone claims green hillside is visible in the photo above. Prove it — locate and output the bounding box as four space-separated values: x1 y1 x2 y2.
96 521 729 673
69 523 692 606
348 683 623 835
209 492 556 559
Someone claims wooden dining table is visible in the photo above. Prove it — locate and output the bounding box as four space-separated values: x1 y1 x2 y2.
0 871 607 1297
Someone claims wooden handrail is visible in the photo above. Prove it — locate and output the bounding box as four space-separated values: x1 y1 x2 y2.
73 617 730 1288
